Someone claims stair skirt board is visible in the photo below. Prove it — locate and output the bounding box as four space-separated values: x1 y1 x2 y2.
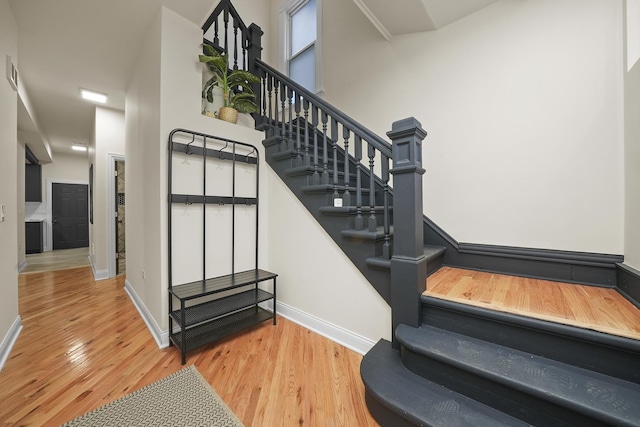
617 263 640 309
425 223 624 288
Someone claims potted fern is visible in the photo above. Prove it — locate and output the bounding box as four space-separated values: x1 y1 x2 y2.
199 44 260 124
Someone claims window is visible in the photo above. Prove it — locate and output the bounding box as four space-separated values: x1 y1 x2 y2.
281 0 322 94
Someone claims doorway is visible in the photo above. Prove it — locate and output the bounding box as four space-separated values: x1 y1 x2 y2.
52 183 89 250
115 160 126 275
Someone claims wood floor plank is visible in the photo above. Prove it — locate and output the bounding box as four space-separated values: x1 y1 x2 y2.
0 267 378 426
425 267 640 340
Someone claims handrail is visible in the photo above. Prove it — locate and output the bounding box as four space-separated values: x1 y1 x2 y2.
202 0 248 35
255 59 392 159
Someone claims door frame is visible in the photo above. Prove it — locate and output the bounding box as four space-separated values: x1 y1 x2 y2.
46 178 88 252
108 154 125 278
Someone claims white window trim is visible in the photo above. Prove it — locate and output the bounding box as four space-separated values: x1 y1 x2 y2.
279 0 324 97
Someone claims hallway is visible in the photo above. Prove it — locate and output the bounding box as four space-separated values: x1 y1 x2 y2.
0 267 376 426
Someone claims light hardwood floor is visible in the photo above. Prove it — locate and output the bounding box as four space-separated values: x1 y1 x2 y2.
0 267 378 426
21 247 90 273
426 266 640 341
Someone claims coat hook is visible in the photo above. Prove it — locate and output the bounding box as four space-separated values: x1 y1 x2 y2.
185 134 196 155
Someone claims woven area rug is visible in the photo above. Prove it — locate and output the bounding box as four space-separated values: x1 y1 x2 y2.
61 365 244 426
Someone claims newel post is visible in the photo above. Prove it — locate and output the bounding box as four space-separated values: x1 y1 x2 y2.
388 117 427 343
247 23 264 126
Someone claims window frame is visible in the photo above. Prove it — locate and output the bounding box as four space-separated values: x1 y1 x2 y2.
280 0 323 96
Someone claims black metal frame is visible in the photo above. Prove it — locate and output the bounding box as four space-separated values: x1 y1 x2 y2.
167 128 277 364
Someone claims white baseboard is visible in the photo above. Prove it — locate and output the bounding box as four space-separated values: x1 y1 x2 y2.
124 280 169 349
262 300 376 355
89 255 109 281
0 316 22 372
18 260 26 273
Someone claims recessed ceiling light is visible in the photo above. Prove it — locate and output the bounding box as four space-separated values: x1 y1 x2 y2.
81 89 107 104
72 144 87 152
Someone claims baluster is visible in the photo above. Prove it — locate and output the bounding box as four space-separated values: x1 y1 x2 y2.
354 136 363 229
261 71 267 125
295 93 301 165
214 18 219 46
331 118 339 201
280 82 286 148
311 105 319 184
343 127 351 206
233 20 239 70
303 100 310 167
267 75 274 133
243 35 248 71
382 155 390 258
368 144 377 232
321 111 329 185
223 9 229 54
287 87 294 151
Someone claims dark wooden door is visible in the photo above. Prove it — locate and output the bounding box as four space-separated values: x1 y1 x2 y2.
52 183 89 250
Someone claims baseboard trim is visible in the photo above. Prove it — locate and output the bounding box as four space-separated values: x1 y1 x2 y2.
0 316 22 372
89 255 109 281
423 216 623 287
617 263 640 308
124 280 169 349
17 260 26 273
263 300 376 355
453 243 622 287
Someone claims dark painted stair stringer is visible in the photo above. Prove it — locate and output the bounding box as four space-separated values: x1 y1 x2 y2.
262 133 446 304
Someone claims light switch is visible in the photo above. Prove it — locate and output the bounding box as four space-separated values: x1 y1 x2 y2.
0 204 5 222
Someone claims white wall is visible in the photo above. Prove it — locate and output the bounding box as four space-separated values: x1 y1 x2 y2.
624 0 640 269
125 7 272 339
125 5 161 319
0 0 20 370
89 107 125 279
126 8 390 352
317 0 625 255
267 172 391 345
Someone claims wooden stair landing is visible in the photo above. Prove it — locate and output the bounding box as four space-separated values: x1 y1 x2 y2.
425 266 640 341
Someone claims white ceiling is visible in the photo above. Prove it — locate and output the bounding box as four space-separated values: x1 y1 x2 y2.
9 0 497 162
355 0 499 39
9 0 217 162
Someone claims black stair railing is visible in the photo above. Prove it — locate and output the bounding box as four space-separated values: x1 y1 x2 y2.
255 59 394 245
201 0 263 123
202 1 429 332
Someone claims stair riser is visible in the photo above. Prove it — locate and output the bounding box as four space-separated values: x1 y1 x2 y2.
401 349 607 427
422 297 640 384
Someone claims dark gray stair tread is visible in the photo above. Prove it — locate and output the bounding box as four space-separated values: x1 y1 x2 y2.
272 149 338 163
286 165 354 178
301 184 371 195
361 340 530 427
342 226 393 241
397 324 640 426
319 205 390 215
366 245 446 271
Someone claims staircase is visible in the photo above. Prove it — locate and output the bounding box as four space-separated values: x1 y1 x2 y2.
362 296 640 426
202 2 640 425
261 117 446 305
